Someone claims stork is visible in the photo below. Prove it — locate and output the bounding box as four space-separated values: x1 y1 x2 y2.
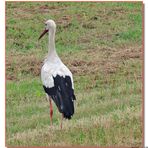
38 19 76 129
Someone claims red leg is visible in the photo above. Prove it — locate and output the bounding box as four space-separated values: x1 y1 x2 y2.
49 99 53 126
60 114 64 129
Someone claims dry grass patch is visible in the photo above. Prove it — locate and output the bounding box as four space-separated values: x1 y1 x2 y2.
6 45 142 81
61 46 142 75
6 53 42 80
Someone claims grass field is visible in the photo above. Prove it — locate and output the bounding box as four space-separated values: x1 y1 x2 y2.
6 2 143 147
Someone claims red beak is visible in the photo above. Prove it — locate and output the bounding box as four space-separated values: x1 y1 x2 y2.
38 29 48 40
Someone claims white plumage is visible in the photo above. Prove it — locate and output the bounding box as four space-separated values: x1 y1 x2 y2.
38 19 76 128
41 57 74 89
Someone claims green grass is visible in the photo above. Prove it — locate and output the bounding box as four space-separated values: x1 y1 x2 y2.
6 2 143 147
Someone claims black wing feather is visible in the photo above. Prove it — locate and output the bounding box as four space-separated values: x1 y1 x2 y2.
43 75 76 119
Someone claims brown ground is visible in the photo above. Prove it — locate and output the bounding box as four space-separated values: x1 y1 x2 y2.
6 45 142 81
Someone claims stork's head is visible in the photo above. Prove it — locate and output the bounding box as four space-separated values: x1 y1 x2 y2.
38 19 56 40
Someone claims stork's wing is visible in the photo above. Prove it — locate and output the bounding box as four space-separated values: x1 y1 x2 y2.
43 75 76 119
41 63 76 119
41 62 74 89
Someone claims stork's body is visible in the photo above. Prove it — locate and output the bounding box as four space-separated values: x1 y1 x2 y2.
39 20 76 127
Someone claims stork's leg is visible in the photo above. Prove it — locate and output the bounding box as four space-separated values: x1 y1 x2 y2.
49 99 53 126
60 113 64 129
46 94 53 126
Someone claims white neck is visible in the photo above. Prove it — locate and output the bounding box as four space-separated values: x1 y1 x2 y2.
47 28 57 57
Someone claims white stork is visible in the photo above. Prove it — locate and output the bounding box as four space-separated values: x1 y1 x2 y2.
38 19 76 128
